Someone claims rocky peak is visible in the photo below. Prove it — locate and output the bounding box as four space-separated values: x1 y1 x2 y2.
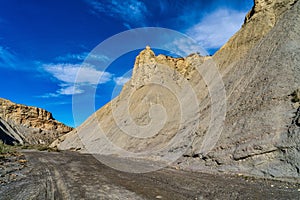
214 0 298 70
245 0 297 24
133 46 156 69
131 46 206 88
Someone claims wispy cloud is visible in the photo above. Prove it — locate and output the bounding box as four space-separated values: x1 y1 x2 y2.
55 52 109 63
58 85 84 95
42 63 113 96
186 9 247 50
164 38 209 57
38 93 60 98
86 0 148 26
55 53 87 62
114 76 130 85
0 46 17 68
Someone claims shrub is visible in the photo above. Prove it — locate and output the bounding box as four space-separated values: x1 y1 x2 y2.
0 140 13 154
291 89 300 103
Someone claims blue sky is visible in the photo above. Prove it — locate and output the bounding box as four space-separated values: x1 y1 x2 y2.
0 0 253 127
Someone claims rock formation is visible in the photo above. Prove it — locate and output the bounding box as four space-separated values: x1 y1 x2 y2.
0 98 72 145
53 0 300 181
190 0 300 180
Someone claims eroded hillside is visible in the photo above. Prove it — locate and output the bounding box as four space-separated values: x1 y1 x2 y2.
53 0 300 181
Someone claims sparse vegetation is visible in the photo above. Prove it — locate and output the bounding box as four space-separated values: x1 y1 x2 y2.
291 89 300 102
21 144 59 152
0 140 15 155
1 141 59 155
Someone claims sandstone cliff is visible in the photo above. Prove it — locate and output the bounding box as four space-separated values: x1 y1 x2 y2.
190 0 300 180
53 0 300 181
0 98 72 145
214 0 298 70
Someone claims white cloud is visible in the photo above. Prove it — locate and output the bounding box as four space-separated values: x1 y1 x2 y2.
164 38 209 57
186 9 247 50
42 63 113 96
39 85 83 97
58 85 84 95
86 0 148 26
114 76 130 85
0 46 17 68
43 63 112 85
88 53 110 62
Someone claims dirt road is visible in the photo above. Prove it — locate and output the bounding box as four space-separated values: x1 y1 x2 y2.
0 150 299 200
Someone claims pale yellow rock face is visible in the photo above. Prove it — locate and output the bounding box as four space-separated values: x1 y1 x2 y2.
53 0 300 180
214 0 297 72
53 49 210 157
0 98 72 145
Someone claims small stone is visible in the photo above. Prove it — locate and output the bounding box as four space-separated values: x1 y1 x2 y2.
9 174 17 179
156 195 162 199
292 102 300 109
173 166 180 170
271 185 274 187
297 188 300 192
18 159 27 164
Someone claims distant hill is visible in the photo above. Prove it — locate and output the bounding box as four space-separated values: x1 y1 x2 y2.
0 98 72 145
